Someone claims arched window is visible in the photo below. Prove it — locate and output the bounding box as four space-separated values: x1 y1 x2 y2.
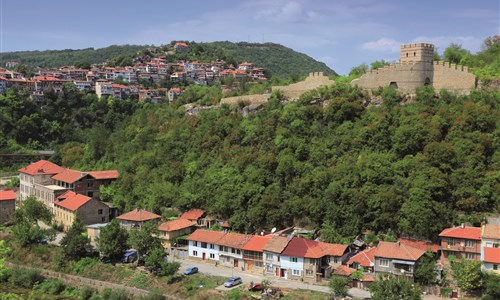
424 77 431 85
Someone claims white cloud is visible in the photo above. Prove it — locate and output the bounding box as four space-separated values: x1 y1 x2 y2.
361 38 401 53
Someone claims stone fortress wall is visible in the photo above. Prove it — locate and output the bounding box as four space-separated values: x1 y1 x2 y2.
220 72 335 105
351 43 476 94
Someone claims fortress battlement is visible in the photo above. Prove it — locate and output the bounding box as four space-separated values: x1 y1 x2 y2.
401 43 434 49
307 72 324 77
434 61 469 72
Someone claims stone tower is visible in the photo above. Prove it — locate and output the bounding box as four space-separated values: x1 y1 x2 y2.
400 43 434 63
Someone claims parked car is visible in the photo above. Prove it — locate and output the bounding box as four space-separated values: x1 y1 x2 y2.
224 276 242 288
122 250 138 263
36 238 48 244
248 282 263 291
183 266 199 275
100 257 111 264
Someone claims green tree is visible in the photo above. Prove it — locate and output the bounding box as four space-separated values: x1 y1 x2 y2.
451 259 483 292
144 247 179 276
0 240 11 280
128 221 162 257
60 218 91 260
330 276 349 298
11 197 55 247
96 220 129 260
369 275 422 300
414 251 437 285
484 273 500 299
443 43 470 64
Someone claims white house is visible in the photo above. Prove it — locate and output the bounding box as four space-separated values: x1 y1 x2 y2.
187 229 226 261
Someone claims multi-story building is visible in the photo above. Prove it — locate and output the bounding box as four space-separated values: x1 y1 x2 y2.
481 224 500 274
217 232 252 269
242 235 272 273
263 236 291 277
0 190 16 224
157 218 196 248
187 229 226 261
54 191 110 231
116 209 161 230
439 225 482 264
18 160 64 201
374 241 425 278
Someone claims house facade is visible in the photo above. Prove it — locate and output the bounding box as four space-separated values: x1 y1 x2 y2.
374 241 425 278
263 236 291 277
217 232 251 269
347 247 377 273
242 235 271 273
18 160 64 200
187 229 226 261
54 191 110 231
481 224 500 274
439 226 482 264
157 218 196 248
116 209 161 230
0 190 16 224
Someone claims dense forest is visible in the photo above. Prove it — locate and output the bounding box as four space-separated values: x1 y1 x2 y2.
1 38 498 243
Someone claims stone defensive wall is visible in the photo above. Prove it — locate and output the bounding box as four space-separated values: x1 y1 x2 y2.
219 93 271 105
432 61 476 95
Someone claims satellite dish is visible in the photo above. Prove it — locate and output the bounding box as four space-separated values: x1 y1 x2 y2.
370 262 374 267
271 227 277 233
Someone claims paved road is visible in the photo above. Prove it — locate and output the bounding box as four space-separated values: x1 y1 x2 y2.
175 257 371 299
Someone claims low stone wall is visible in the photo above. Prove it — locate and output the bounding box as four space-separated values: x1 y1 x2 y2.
219 94 270 105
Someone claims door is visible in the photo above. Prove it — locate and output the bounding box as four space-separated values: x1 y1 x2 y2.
202 253 206 260
234 260 238 268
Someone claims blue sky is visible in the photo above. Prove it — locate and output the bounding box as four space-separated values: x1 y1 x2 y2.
1 0 498 75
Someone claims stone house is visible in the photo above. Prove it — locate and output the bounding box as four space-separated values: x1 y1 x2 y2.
0 190 16 224
481 224 500 274
263 236 292 277
242 235 272 273
187 229 226 261
116 208 161 230
157 218 197 248
374 241 425 278
18 160 64 201
51 169 119 200
217 232 252 269
439 225 482 264
54 191 110 231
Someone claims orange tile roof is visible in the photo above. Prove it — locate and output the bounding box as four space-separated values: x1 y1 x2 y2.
180 209 205 220
318 242 349 257
18 160 63 175
0 190 16 201
347 247 377 267
158 219 196 232
484 247 500 264
375 241 425 261
51 168 85 184
362 274 375 282
187 229 226 244
55 191 92 211
242 235 272 252
482 224 500 240
88 170 119 180
399 238 439 253
117 209 161 222
439 226 482 240
333 265 356 276
217 232 252 249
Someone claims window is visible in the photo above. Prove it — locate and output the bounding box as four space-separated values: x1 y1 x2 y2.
87 191 93 197
98 209 103 215
291 257 298 263
87 180 94 187
209 244 214 249
306 269 313 277
309 258 315 265
448 239 456 246
193 251 198 256
266 253 274 261
379 258 389 267
201 242 207 248
101 217 106 222
209 253 215 259
465 240 474 248
494 264 498 270
333 257 339 264
465 253 475 260
193 241 198 247
292 269 300 276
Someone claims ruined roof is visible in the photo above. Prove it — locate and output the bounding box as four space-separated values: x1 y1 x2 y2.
439 226 482 240
375 241 425 261
263 236 291 253
482 224 500 240
158 219 196 232
0 190 16 201
18 160 63 175
116 209 161 222
187 229 226 244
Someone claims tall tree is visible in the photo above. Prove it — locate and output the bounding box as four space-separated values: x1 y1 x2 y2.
369 275 422 300
128 221 162 257
60 218 91 260
96 220 129 260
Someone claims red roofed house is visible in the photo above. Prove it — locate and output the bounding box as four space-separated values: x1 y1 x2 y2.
242 235 272 273
439 225 482 264
263 236 292 277
279 237 349 283
0 190 16 224
398 238 439 255
158 218 197 248
116 208 161 230
54 191 110 231
217 232 252 268
374 241 426 278
481 224 500 274
52 169 119 200
18 160 64 200
347 247 377 272
180 208 215 228
187 229 227 261
174 42 189 52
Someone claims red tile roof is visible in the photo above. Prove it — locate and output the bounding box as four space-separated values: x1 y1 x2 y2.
347 247 377 267
51 168 85 184
187 229 226 244
242 235 272 252
482 224 500 240
0 190 16 201
18 160 63 175
334 265 356 276
399 238 439 253
484 247 500 264
375 241 425 261
217 232 252 249
439 226 482 240
55 191 92 211
158 219 196 232
117 209 161 222
88 170 119 180
318 242 349 257
281 237 318 258
180 209 205 220
362 274 375 282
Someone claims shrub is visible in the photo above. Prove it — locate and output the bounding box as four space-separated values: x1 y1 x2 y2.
71 257 99 274
8 266 44 289
79 285 95 300
137 289 166 300
35 278 66 294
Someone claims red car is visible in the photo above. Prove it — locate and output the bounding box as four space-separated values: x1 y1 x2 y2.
247 282 263 291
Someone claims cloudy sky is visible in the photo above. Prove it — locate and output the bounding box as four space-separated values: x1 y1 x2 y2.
1 0 498 75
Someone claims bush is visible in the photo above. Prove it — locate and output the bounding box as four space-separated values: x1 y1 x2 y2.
137 289 166 300
71 257 99 274
8 266 44 289
79 285 96 300
102 289 130 300
35 278 66 294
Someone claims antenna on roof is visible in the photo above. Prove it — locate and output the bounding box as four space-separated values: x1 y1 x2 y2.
271 227 276 233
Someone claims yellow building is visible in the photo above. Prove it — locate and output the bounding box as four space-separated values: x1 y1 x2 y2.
158 218 196 248
54 191 110 231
